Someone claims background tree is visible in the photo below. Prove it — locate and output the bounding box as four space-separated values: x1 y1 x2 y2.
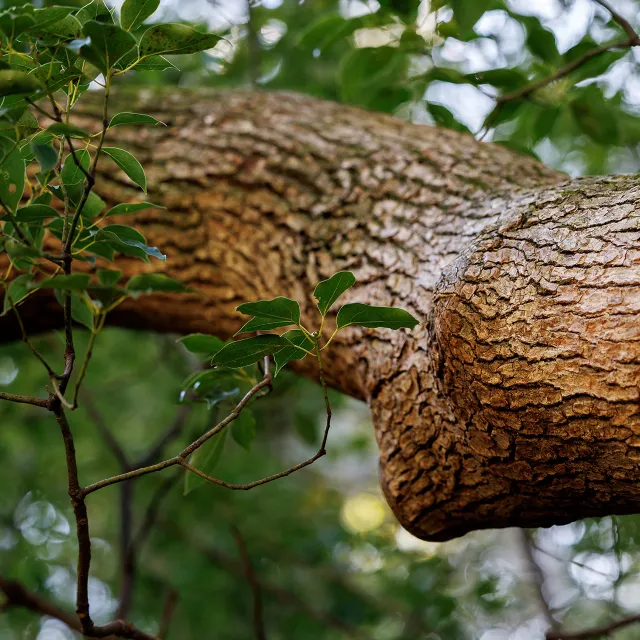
2 1 640 639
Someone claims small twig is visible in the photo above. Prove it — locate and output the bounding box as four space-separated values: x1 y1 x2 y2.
0 390 51 409
518 529 559 633
158 589 178 639
231 525 266 640
546 614 640 639
592 0 639 41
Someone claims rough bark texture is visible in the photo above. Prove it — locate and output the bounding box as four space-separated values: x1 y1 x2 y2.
3 90 640 541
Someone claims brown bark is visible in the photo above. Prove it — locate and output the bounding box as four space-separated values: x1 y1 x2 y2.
3 90 640 541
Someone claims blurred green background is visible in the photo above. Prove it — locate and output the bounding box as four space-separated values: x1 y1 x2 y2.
3 1 640 638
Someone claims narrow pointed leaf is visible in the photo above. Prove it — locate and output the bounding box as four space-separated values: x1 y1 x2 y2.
103 147 146 192
139 23 222 57
336 303 419 330
105 201 164 216
47 122 90 139
126 273 189 294
212 335 286 369
314 271 356 316
14 204 58 222
38 273 91 292
273 330 314 376
232 410 256 451
235 316 295 335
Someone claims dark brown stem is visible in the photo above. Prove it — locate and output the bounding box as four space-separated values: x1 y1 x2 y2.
546 615 640 639
158 589 178 639
231 526 267 640
0 390 51 408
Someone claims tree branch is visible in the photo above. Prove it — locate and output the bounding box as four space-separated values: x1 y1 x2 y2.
231 526 266 640
547 615 640 640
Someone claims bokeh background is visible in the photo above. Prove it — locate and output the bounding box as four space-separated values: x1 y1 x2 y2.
2 1 640 638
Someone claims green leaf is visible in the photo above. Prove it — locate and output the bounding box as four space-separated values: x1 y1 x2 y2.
0 136 25 212
212 335 287 369
97 268 122 287
105 201 163 216
297 14 364 54
178 333 224 356
0 70 42 97
232 409 256 451
0 10 36 40
120 0 160 32
47 122 90 139
61 149 90 189
102 147 146 192
138 23 222 57
14 204 58 223
236 297 300 325
126 273 189 294
427 103 472 135
525 19 559 64
38 273 91 292
109 112 164 128
571 87 620 145
451 0 485 31
75 0 115 26
235 316 297 335
314 271 356 316
79 20 136 74
2 274 32 315
336 303 419 330
184 430 227 495
93 224 165 261
32 142 58 173
273 330 314 377
53 288 94 329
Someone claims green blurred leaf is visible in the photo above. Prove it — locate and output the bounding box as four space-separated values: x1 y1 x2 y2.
336 303 419 330
109 112 165 128
571 87 620 145
0 70 41 97
178 333 224 356
273 330 314 377
451 0 486 31
97 268 122 287
105 201 164 216
126 273 189 295
2 273 31 315
93 224 165 261
235 316 296 335
427 103 472 135
103 147 146 192
0 136 25 212
314 271 355 316
212 335 287 369
120 0 160 32
47 122 90 139
525 19 559 63
38 273 91 292
138 24 222 58
75 0 115 26
232 409 256 451
32 142 58 173
184 430 227 495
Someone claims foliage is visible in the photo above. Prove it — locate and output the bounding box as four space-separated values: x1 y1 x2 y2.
2 0 640 639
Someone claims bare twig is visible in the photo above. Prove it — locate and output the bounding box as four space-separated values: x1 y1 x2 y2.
158 589 178 639
0 390 51 409
518 529 559 633
592 0 639 41
231 526 267 640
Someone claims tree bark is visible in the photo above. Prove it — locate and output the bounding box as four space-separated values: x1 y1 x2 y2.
3 90 640 541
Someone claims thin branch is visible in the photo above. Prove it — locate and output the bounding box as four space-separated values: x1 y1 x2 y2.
0 390 51 409
517 529 559 633
231 526 266 640
158 589 178 639
592 0 639 41
546 615 640 639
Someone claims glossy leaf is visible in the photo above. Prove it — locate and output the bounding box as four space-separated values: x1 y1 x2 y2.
105 201 164 216
103 147 146 192
109 112 165 128
75 0 115 25
79 20 136 74
14 204 58 223
138 23 222 58
47 122 90 139
93 225 165 262
336 303 419 330
236 297 300 325
212 335 287 369
120 0 160 32
235 316 296 335
32 142 58 173
273 330 314 377
126 273 189 294
314 271 355 316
